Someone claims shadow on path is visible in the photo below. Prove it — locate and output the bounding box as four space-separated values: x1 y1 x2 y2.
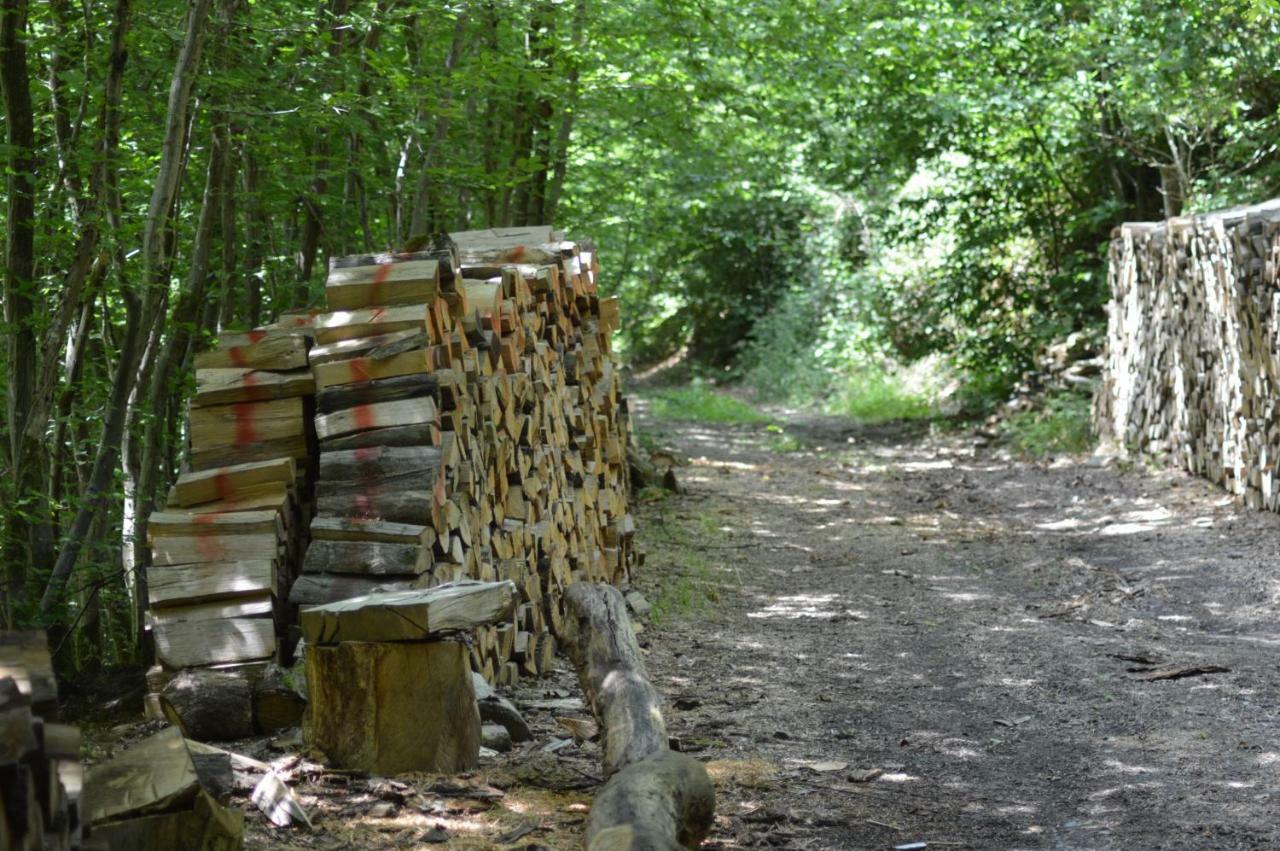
634 405 1280 850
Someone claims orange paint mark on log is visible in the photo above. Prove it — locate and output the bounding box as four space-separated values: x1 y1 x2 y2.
347 358 372 383
354 493 373 517
353 404 376 431
213 471 233 500
227 346 249 367
355 445 379 463
194 513 218 525
369 307 387 323
434 468 447 506
247 330 268 344
369 262 394 305
505 245 526 263
197 534 227 562
233 402 258 445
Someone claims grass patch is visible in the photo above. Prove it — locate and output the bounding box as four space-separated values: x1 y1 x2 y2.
765 424 803 453
826 360 942 423
643 382 770 425
649 550 719 625
1005 391 1094 456
646 510 727 626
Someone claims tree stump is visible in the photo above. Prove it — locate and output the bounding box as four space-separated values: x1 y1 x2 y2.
304 639 479 775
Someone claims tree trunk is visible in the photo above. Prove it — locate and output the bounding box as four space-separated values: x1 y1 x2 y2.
130 122 227 632
1 0 39 623
41 0 214 617
544 0 587 224
408 11 468 237
242 148 266 327
562 584 715 850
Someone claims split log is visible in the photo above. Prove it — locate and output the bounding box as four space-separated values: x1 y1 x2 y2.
193 333 309 371
304 639 479 774
318 445 442 486
149 531 279 566
312 304 428 345
310 516 432 546
85 727 243 850
168 457 295 507
153 617 275 670
147 560 275 607
315 490 435 525
301 539 430 576
288 574 428 607
319 422 440 451
563 584 714 850
300 580 517 644
325 258 441 309
160 669 254 741
316 373 438 414
150 594 274 626
187 397 305 452
167 481 290 516
314 397 438 442
148 510 282 538
193 367 314 406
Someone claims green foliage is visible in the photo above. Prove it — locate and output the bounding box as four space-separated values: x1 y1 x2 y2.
831 367 938 424
1005 392 1096 457
642 382 770 425
6 0 1280 659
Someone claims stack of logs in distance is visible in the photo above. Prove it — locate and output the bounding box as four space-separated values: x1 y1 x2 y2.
143 324 317 709
290 226 637 688
1097 198 1280 509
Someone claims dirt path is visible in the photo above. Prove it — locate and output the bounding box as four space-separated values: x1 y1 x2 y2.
633 405 1280 850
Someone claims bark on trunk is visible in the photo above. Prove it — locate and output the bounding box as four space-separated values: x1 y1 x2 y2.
408 11 468 237
1 0 39 621
562 584 715 850
41 0 213 616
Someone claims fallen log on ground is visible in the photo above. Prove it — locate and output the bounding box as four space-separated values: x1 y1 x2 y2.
562 584 715 850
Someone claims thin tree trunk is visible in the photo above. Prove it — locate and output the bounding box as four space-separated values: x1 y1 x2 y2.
544 0 587 224
132 123 225 632
1 0 39 623
243 154 265 326
295 0 354 307
408 11 468 236
42 0 213 616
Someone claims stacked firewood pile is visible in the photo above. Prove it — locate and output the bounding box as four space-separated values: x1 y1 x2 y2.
145 225 636 726
291 226 637 688
1096 199 1280 509
143 328 316 716
0 631 84 850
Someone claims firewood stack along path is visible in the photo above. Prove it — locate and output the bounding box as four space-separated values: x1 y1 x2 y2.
144 327 317 711
144 226 638 724
1097 199 1280 506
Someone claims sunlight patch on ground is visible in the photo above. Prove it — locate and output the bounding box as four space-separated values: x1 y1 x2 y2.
878 771 919 783
941 591 992 603
691 457 759 471
897 459 955 471
1104 759 1158 775
747 593 841 620
1036 517 1088 531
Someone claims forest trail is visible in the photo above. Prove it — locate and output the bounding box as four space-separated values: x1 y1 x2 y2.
633 400 1280 850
